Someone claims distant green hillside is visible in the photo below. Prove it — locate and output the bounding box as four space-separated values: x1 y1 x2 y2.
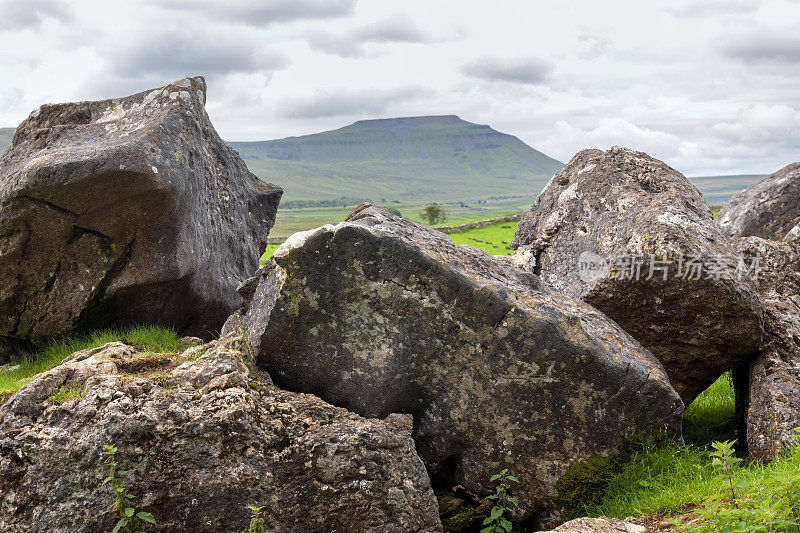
0 128 12 155
229 115 565 202
687 174 765 205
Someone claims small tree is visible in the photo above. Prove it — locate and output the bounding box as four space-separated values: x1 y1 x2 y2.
420 204 446 225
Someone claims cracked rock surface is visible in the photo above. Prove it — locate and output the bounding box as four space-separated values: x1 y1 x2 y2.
718 163 800 243
510 147 763 404
0 77 282 361
0 335 441 532
223 203 683 528
735 237 800 461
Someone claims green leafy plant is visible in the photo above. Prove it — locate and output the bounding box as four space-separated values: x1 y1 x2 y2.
247 505 265 533
481 468 519 533
102 444 155 533
710 439 742 506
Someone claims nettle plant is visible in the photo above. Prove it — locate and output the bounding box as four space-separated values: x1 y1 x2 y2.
102 444 156 533
482 469 519 533
710 439 742 506
679 431 800 533
247 505 265 533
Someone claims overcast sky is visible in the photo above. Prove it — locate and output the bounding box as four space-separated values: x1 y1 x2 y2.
1 0 798 175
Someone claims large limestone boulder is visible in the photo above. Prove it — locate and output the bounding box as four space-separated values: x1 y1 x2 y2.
223 203 683 527
0 336 441 532
0 77 281 361
735 237 800 460
510 147 763 404
717 163 800 242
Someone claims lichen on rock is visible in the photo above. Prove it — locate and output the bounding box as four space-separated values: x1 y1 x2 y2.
0 76 282 362
511 147 764 404
224 202 683 528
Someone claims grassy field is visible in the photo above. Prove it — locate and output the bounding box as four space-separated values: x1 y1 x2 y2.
448 220 517 255
270 197 532 237
690 175 766 205
267 186 740 240
261 217 520 265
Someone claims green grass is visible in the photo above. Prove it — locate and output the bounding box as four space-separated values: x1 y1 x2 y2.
260 243 281 266
448 221 518 255
47 384 84 405
682 374 736 445
583 375 800 531
0 325 181 395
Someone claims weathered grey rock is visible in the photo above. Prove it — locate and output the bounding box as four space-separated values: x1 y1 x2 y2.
223 203 683 527
0 335 441 532
537 517 645 533
735 237 800 460
510 147 763 404
0 77 281 361
717 163 800 242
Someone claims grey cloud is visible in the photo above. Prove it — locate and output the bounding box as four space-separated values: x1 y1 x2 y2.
0 0 72 31
282 87 425 119
355 16 433 43
305 32 365 58
148 0 356 26
82 30 288 101
461 57 551 85
108 31 288 79
722 33 800 63
306 15 434 58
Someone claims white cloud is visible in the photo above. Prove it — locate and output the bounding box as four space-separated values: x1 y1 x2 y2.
712 103 800 143
539 118 702 170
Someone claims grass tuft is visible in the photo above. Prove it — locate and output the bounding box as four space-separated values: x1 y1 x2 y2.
0 325 181 396
47 384 84 405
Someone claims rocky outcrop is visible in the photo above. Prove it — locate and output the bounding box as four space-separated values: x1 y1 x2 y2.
735 237 800 460
717 163 800 242
0 77 282 361
0 335 441 532
224 203 683 528
510 147 763 404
